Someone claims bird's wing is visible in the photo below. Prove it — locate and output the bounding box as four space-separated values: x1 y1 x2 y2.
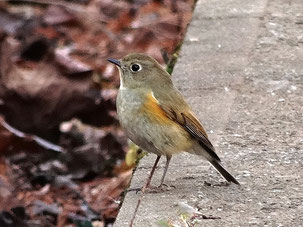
151 91 239 184
159 102 221 162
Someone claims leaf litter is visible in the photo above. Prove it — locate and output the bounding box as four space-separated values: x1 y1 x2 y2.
0 0 194 226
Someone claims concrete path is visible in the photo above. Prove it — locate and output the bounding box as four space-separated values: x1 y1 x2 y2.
114 0 303 226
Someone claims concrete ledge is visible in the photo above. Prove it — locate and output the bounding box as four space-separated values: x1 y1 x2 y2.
114 0 303 226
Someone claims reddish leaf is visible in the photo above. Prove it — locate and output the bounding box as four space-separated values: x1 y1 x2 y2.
43 6 79 26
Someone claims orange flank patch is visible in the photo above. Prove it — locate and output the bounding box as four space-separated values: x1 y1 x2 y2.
140 92 172 124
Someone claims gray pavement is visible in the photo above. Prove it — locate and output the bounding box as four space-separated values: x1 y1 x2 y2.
114 0 303 226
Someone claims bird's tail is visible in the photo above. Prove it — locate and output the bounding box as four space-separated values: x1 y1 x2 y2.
210 160 240 185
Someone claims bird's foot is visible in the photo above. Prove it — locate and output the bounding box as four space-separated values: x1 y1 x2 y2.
148 183 176 193
126 187 143 194
127 184 175 194
126 185 158 194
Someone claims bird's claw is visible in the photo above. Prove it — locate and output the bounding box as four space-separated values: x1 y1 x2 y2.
126 187 142 194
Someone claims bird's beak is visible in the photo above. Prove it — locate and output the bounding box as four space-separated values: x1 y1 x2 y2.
108 58 121 67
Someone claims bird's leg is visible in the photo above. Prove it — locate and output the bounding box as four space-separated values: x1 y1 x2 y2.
141 155 161 193
130 155 161 226
158 155 172 188
127 155 161 193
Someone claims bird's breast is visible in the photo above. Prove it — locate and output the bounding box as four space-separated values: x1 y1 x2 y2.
116 89 192 155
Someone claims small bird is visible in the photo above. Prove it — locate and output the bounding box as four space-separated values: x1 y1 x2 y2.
108 53 239 190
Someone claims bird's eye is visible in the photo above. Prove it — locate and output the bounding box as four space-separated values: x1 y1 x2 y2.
130 63 142 72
